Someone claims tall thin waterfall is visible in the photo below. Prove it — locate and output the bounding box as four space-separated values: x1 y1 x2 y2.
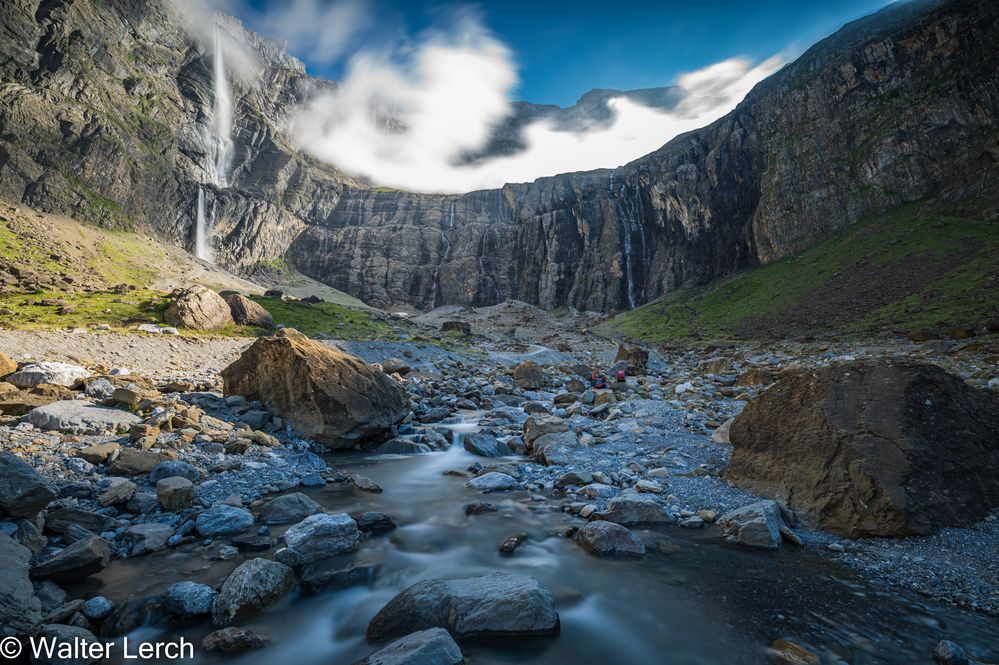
195 188 212 263
208 22 233 188
195 22 233 263
429 201 456 310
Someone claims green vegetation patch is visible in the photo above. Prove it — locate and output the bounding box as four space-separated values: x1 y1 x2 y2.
251 296 398 339
598 204 999 343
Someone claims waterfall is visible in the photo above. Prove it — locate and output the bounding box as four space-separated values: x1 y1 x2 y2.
207 22 233 187
195 188 213 262
618 183 640 310
193 22 233 264
429 201 456 310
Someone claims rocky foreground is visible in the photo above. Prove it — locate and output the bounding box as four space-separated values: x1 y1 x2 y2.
0 320 997 663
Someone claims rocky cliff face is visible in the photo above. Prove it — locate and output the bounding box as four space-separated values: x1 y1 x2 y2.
0 0 356 269
288 0 999 311
1 0 997 313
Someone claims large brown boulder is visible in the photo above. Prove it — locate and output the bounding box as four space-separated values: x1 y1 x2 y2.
221 329 408 448
613 345 649 375
0 351 16 377
725 360 999 537
513 361 546 390
224 294 275 329
164 286 234 330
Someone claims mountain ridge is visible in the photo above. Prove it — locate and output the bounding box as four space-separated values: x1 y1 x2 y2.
0 0 996 316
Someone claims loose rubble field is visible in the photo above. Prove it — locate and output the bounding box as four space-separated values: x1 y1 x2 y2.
0 313 997 662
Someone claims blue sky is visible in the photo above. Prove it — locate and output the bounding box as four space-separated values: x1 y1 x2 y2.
241 0 892 106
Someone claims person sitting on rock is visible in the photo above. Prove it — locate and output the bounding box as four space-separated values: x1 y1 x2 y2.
590 369 608 389
615 369 626 383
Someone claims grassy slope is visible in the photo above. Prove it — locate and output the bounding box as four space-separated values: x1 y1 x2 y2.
597 205 999 343
0 203 396 340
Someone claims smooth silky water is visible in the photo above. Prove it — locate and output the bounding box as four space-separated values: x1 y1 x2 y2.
89 426 999 664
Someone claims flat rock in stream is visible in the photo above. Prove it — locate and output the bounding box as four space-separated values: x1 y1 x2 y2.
593 492 671 525
258 492 324 525
282 513 359 563
196 504 254 537
573 522 645 557
367 572 559 642
356 627 463 665
466 472 518 491
462 432 511 457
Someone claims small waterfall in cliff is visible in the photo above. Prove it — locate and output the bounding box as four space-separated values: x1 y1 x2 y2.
195 188 213 262
618 184 637 309
194 22 233 263
429 201 456 310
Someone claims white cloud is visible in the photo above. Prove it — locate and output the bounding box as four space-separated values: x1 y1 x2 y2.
289 8 784 193
252 0 372 62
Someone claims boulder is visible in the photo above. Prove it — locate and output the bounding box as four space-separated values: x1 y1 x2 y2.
441 321 471 336
573 521 645 557
164 581 217 617
196 504 254 537
258 492 324 525
725 360 999 537
367 572 559 642
0 533 42 636
513 361 546 390
221 329 408 448
107 448 168 476
283 513 359 563
164 285 234 330
211 558 295 626
613 345 649 374
148 461 200 484
711 417 735 444
33 624 100 665
531 431 579 465
27 401 142 435
76 443 120 465
30 536 111 583
355 512 397 534
0 351 16 377
45 507 115 534
224 293 275 329
523 414 567 446
380 358 410 375
356 627 463 665
97 481 135 507
0 452 56 518
6 362 90 388
156 477 196 511
593 492 671 525
462 432 511 457
718 501 783 550
466 472 518 491
375 439 431 455
124 523 173 555
203 627 270 651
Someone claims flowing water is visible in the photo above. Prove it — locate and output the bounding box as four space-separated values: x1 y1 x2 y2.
91 424 999 665
195 188 212 263
193 22 234 264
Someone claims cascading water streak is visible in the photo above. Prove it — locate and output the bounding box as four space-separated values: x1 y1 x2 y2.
429 201 456 310
208 22 233 188
193 21 234 264
195 187 213 262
